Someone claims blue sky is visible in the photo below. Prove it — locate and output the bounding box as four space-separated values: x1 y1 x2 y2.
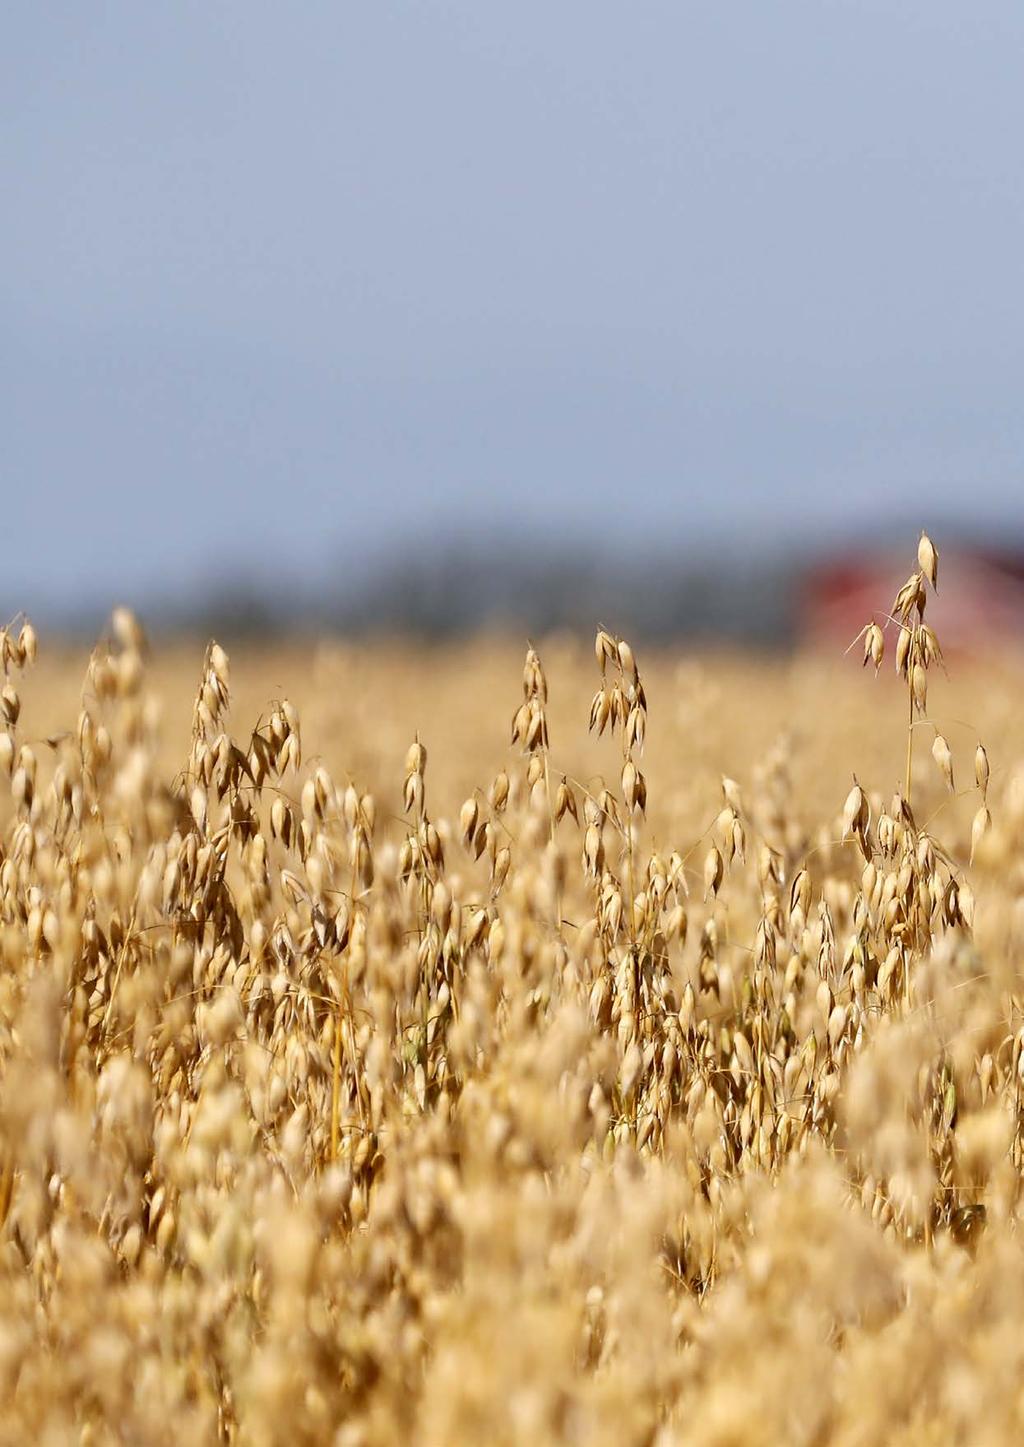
3 3 1023 617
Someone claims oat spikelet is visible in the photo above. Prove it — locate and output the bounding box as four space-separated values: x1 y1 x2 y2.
918 531 939 589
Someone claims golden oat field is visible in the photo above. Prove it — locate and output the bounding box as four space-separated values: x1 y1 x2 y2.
3 539 1024 1444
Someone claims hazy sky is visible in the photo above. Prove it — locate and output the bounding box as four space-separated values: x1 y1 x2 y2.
3 2 1023 617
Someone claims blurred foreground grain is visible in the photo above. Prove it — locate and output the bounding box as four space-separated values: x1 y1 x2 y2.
1 598 1024 1444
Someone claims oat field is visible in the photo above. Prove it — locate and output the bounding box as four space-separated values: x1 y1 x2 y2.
3 539 1024 1444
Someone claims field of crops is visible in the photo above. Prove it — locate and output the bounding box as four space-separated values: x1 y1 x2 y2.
2 540 1024 1444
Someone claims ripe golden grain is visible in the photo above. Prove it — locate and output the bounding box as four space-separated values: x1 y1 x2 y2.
0 537 1021 1442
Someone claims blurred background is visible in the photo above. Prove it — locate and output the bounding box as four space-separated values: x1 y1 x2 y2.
3 2 1023 645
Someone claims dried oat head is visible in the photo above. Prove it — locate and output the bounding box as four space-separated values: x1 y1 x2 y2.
918 531 938 589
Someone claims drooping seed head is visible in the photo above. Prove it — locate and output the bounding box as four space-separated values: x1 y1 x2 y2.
931 733 954 793
918 531 938 589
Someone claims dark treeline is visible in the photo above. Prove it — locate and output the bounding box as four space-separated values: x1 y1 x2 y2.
151 546 800 646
